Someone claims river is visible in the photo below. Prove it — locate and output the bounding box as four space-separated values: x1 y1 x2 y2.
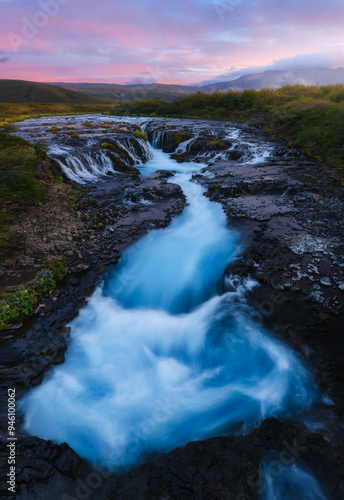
12 115 333 498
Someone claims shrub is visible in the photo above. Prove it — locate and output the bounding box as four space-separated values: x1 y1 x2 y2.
0 263 67 329
46 259 67 281
68 131 79 138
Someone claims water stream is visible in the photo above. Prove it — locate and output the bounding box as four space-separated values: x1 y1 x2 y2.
260 451 328 500
22 133 319 473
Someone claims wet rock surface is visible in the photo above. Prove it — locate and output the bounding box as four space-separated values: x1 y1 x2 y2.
1 419 340 500
1 117 343 499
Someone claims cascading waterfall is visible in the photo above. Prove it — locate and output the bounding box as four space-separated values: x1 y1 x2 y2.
150 130 166 149
22 137 319 473
49 137 153 184
54 151 116 184
176 136 197 153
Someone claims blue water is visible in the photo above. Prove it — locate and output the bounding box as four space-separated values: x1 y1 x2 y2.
260 451 329 499
22 142 318 470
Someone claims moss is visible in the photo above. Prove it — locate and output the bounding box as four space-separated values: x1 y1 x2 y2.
134 130 147 141
50 126 61 132
68 131 79 138
173 132 191 145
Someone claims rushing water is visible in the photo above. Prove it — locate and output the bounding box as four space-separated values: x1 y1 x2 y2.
23 124 319 472
260 451 328 500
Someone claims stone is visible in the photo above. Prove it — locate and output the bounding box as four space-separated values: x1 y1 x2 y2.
320 277 331 287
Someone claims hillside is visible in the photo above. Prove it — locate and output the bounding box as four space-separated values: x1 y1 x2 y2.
50 68 344 101
202 67 344 92
0 80 112 104
49 82 200 102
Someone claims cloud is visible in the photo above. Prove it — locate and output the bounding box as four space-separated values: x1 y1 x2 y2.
199 49 344 85
0 57 9 63
0 0 343 83
125 76 158 85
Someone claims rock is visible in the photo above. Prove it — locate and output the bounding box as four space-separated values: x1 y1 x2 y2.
320 277 332 287
6 323 24 331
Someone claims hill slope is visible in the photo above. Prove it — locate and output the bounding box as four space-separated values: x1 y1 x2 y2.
202 67 344 92
49 82 200 102
0 80 111 104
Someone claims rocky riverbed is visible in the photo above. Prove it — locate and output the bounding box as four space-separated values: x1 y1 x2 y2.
0 116 343 499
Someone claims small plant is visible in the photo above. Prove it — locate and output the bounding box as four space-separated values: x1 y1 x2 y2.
134 130 147 141
68 131 79 138
46 259 67 281
173 133 190 145
82 121 93 127
0 263 67 330
50 126 61 132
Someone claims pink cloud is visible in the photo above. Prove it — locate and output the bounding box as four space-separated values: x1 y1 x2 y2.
0 0 343 84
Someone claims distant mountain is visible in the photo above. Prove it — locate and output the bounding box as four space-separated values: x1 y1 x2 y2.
0 80 111 104
49 82 200 102
201 67 344 92
2 68 343 106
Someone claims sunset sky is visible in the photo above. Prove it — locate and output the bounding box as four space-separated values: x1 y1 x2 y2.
0 0 343 84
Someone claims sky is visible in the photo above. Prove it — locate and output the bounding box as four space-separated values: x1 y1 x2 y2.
0 0 343 84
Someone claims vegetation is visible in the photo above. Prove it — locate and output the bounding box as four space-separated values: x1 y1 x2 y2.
68 131 79 138
0 260 67 329
109 85 344 181
0 102 112 127
50 82 200 102
134 130 147 141
0 80 113 104
0 132 50 251
173 132 191 145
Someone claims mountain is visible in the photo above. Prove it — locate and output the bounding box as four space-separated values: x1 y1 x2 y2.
201 67 344 92
49 82 200 102
2 68 344 106
0 80 112 104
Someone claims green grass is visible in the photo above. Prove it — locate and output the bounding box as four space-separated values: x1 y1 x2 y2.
0 79 112 104
0 102 112 127
0 132 49 252
109 84 344 183
0 133 47 203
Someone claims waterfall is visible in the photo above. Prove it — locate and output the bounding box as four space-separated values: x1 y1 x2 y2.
176 136 197 153
54 151 116 183
49 137 153 183
150 130 166 149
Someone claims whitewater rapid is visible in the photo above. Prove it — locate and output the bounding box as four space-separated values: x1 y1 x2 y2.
22 133 318 472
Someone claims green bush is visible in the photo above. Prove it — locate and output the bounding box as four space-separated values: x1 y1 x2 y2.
46 259 67 281
0 263 67 329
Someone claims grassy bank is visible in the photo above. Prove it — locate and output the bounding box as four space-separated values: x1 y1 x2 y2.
0 102 112 127
109 84 344 182
0 133 50 252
